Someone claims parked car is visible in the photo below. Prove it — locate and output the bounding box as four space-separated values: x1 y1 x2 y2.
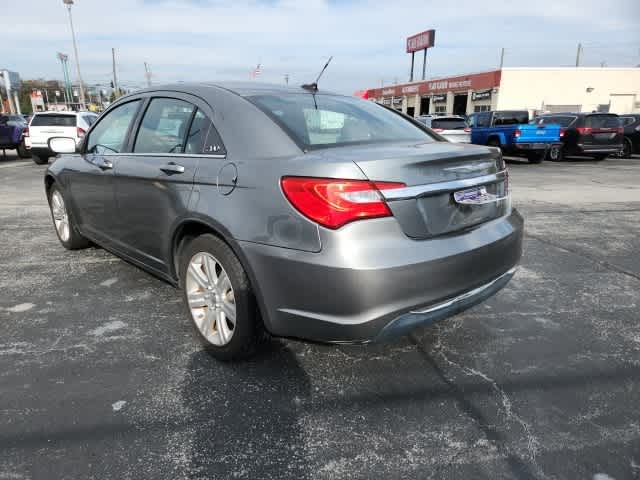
0 114 30 158
415 115 471 143
534 113 623 161
468 110 562 163
44 83 523 360
615 113 640 158
25 111 98 164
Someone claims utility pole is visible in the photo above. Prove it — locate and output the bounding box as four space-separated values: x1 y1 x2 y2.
499 47 505 69
63 0 86 109
575 42 583 67
112 48 119 99
144 62 152 87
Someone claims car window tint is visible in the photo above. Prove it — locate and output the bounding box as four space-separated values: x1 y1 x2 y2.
494 112 528 125
476 113 490 127
184 109 226 155
84 115 98 126
585 115 620 128
30 114 76 127
249 94 434 149
86 100 140 154
539 116 575 127
431 118 467 130
134 98 195 154
620 116 636 126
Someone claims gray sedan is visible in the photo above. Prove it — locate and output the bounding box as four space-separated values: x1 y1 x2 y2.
44 83 523 360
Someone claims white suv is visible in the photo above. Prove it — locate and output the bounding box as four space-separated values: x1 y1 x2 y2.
25 111 98 164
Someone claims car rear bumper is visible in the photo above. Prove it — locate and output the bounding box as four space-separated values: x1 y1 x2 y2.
240 209 524 343
577 144 622 154
28 146 55 157
514 142 562 151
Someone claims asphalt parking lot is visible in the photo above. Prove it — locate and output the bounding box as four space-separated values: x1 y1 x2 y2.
1 150 639 480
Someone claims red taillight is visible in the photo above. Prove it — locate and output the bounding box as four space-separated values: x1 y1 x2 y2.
514 129 521 138
280 177 405 229
77 127 86 138
559 128 566 138
433 128 444 133
576 127 593 135
463 127 471 133
616 127 624 134
22 127 29 138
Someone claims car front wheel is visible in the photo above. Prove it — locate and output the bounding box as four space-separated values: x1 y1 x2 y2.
179 234 266 361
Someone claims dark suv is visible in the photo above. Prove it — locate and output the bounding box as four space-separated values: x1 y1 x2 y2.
616 114 640 158
535 113 623 161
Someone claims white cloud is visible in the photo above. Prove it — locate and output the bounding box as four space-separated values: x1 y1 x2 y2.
1 0 638 93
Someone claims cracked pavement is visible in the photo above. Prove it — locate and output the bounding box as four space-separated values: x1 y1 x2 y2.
1 152 639 479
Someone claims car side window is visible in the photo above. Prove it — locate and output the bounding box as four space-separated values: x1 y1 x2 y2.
184 109 226 155
476 112 490 128
86 100 140 154
134 98 195 154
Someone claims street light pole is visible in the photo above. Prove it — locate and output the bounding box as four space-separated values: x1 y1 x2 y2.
63 0 86 110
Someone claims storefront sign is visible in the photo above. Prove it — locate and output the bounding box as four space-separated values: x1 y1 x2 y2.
392 97 403 106
432 94 447 103
364 70 501 99
401 85 419 94
406 30 436 53
382 97 392 105
472 90 492 101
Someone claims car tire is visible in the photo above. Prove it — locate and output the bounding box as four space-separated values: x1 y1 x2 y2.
547 145 564 162
17 142 30 159
593 154 609 161
527 151 544 164
617 137 632 159
179 234 267 361
48 184 90 250
32 155 48 165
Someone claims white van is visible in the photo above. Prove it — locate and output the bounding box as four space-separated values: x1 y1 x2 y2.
25 111 98 164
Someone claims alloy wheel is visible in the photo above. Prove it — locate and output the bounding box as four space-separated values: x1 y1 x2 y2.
51 191 70 242
186 252 236 346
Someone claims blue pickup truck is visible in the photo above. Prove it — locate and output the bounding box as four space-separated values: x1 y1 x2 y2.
468 110 562 163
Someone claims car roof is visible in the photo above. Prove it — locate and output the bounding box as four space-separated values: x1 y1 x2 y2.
129 82 344 99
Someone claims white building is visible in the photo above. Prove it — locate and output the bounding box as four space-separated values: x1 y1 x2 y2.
362 67 640 117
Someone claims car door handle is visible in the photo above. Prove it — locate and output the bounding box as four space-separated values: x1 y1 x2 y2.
160 162 185 174
96 158 113 170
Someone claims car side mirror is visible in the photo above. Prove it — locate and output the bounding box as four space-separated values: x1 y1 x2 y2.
48 137 77 154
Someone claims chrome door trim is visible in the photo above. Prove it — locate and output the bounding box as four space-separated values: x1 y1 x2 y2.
381 170 507 201
93 152 227 159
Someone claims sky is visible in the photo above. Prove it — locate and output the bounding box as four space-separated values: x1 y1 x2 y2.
1 0 639 94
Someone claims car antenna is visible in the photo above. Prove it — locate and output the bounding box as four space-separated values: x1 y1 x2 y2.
302 56 333 94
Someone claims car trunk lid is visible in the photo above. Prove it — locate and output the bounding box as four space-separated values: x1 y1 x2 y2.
317 141 509 238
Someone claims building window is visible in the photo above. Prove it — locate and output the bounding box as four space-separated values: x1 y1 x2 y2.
473 105 491 112
434 105 447 114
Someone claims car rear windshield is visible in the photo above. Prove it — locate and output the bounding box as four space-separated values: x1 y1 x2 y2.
536 116 576 127
585 115 620 128
431 118 467 130
30 114 76 127
248 94 434 149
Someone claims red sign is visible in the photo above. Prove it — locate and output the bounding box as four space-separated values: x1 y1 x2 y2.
365 70 502 99
406 30 435 53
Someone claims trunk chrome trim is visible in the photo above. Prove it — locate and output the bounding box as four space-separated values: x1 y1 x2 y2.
381 170 507 201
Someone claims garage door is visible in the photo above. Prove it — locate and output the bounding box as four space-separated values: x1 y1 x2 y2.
609 95 634 114
546 104 581 113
